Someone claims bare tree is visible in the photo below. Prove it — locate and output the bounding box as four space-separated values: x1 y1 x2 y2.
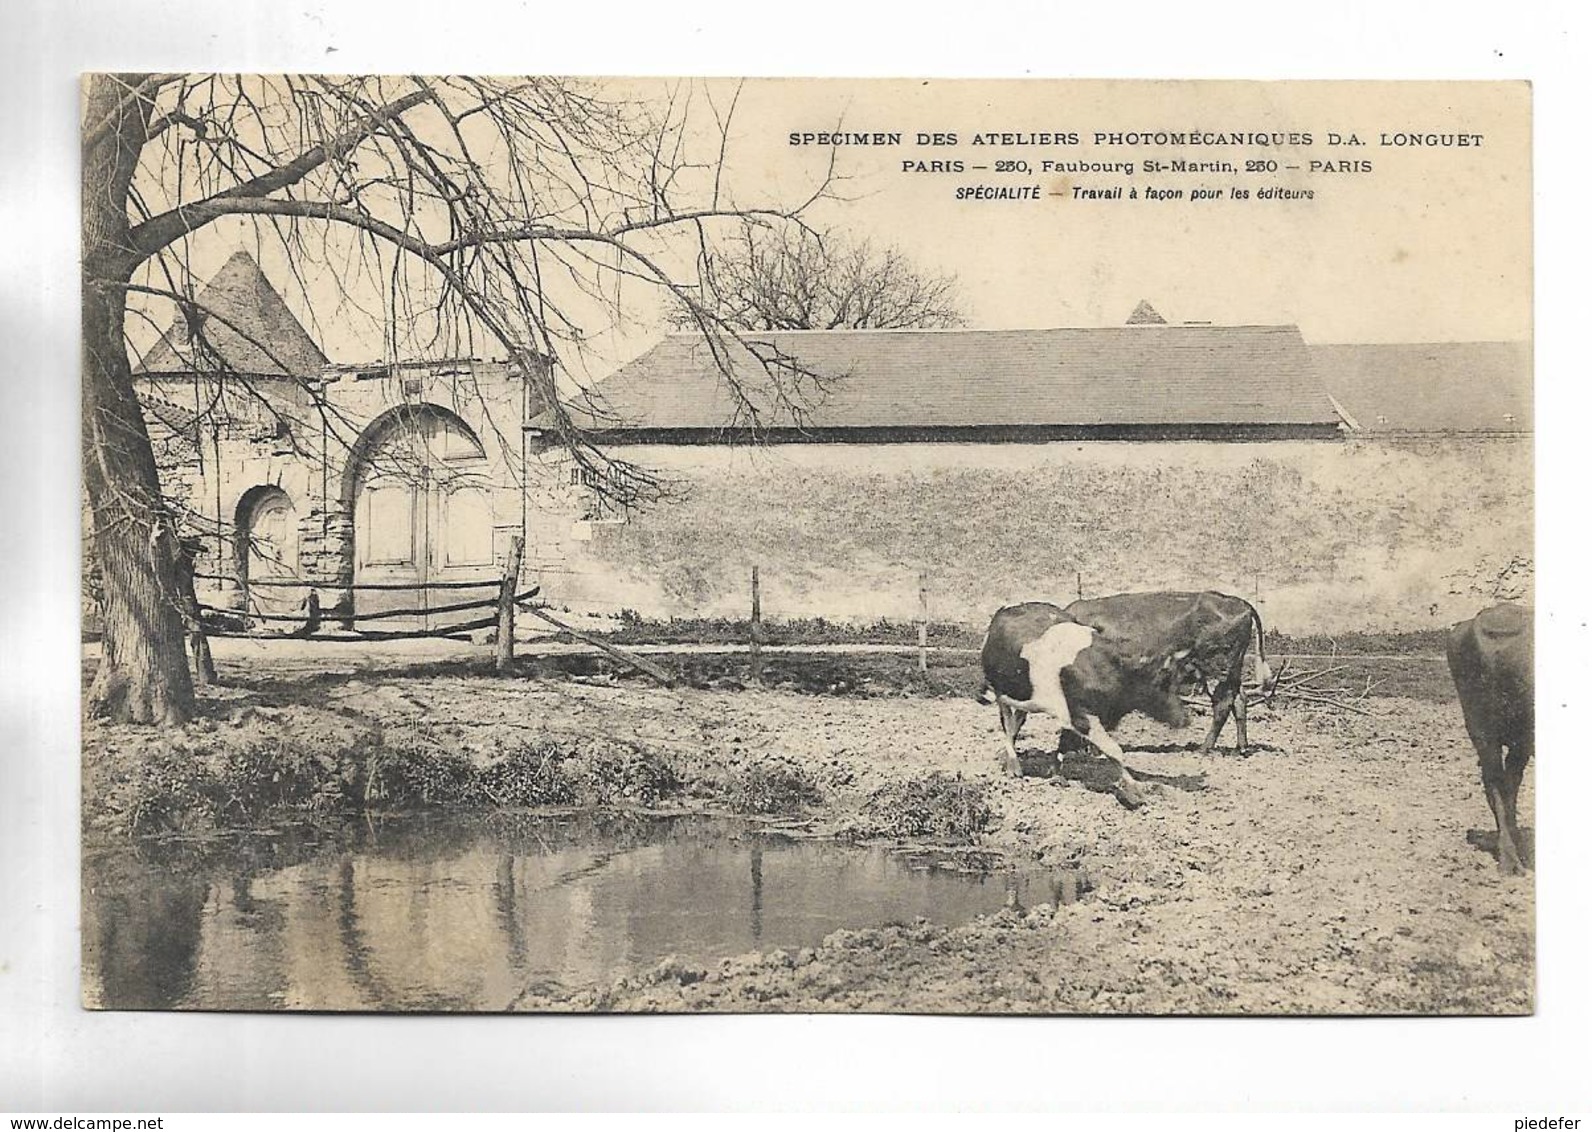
82 74 833 724
670 223 965 331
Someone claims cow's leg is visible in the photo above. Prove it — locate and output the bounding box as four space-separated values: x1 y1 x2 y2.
1203 661 1243 754
1202 684 1235 754
1079 714 1145 810
997 700 1027 777
1475 734 1523 875
1502 736 1533 870
1232 681 1250 754
997 700 1015 774
1458 686 1526 876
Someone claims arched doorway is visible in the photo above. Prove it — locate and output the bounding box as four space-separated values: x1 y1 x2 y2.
235 485 301 618
347 406 497 630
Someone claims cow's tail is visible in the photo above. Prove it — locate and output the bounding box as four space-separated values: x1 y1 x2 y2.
1249 605 1277 694
974 629 997 704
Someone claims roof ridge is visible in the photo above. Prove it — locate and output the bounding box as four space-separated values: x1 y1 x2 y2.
661 323 1304 337
556 320 1344 432
1311 339 1528 348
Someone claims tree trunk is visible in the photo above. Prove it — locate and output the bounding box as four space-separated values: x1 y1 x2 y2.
82 281 196 724
81 75 195 725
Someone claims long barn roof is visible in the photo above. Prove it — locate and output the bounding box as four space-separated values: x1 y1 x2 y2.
552 324 1343 433
1309 342 1532 432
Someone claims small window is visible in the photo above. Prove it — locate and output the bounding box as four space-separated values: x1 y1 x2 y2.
570 465 630 524
252 417 291 445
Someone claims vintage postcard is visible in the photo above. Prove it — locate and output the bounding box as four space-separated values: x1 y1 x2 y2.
81 76 1532 1014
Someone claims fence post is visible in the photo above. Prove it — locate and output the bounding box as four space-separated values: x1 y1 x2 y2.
301 591 322 636
1076 571 1084 601
496 535 525 674
176 537 216 686
750 565 763 685
917 570 929 674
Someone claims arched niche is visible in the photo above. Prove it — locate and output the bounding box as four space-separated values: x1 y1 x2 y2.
234 484 301 616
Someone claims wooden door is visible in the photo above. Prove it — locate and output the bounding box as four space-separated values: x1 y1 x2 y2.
355 468 430 629
353 411 497 632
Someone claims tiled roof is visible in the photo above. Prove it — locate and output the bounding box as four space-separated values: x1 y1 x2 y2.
135 391 200 432
1311 342 1532 432
553 324 1341 433
136 251 328 377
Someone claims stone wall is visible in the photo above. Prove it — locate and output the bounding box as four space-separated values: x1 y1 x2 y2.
133 361 535 610
529 434 1533 636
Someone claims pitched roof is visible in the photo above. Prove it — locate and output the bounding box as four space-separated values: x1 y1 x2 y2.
136 251 328 377
553 324 1341 433
1126 300 1168 325
1311 342 1532 432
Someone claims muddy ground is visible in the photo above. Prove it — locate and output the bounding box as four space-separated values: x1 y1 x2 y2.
83 645 1534 1015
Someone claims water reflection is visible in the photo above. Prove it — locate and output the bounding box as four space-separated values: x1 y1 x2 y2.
84 813 1078 1012
83 866 206 1010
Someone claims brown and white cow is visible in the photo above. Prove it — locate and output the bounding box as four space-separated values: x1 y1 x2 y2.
979 601 1194 808
1446 602 1534 874
1065 591 1275 754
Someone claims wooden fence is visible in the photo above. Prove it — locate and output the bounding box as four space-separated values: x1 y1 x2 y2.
194 537 536 673
187 535 673 683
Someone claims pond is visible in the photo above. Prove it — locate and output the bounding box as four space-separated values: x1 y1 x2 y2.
82 813 1086 1011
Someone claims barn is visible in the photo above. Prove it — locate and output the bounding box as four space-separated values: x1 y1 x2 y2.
119 256 1532 637
525 316 1532 634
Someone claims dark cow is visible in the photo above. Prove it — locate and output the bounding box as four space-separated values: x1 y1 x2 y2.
1065 591 1275 754
1446 603 1534 875
979 601 1193 808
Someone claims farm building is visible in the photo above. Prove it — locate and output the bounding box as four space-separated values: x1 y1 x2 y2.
129 251 547 630
526 318 1532 634
121 256 1532 636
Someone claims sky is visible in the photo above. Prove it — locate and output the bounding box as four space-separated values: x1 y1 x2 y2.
127 78 1532 384
710 79 1531 341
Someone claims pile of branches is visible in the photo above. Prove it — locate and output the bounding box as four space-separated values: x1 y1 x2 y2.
1176 658 1384 717
1255 658 1386 715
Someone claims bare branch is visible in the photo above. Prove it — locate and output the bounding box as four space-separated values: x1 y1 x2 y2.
125 86 432 261
669 223 965 332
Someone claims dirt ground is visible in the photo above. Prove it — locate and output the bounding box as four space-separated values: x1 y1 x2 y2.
84 645 1535 1015
502 679 1532 1015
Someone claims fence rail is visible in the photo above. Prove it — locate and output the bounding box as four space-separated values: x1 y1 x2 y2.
189 546 540 664
198 589 539 626
203 616 500 643
175 558 1453 697
194 572 499 592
